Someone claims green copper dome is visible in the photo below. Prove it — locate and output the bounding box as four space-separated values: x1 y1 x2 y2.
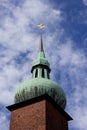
15 78 66 109
14 35 66 109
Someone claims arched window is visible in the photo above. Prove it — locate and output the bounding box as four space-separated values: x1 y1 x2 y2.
42 69 44 78
35 69 38 78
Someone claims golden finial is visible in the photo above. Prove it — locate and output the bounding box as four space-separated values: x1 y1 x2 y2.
37 24 45 29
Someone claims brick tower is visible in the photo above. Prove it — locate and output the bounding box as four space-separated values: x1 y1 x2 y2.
7 33 72 130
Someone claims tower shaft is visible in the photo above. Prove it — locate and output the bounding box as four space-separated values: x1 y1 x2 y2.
7 95 71 130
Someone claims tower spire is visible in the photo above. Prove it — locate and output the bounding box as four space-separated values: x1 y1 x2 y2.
31 24 50 79
39 34 44 52
37 24 45 52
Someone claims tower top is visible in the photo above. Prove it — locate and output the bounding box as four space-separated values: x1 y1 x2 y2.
14 31 66 109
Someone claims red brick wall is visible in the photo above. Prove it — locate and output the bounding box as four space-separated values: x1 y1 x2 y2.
10 100 68 130
10 100 46 130
46 100 68 130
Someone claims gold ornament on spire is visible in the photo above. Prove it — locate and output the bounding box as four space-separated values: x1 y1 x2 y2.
37 24 45 29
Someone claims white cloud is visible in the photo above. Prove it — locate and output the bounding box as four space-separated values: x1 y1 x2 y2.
0 112 9 130
83 0 87 5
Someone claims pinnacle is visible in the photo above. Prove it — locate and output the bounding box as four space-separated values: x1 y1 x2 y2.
39 34 44 52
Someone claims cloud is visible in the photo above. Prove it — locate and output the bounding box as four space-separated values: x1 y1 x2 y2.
0 111 9 130
57 44 87 130
82 0 87 5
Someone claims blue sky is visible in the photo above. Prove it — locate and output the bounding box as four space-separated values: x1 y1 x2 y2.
0 0 87 130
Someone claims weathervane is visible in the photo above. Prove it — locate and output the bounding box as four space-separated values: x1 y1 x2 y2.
37 24 45 34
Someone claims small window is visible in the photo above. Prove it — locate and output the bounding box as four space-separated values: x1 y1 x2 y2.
35 69 38 78
42 69 44 78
